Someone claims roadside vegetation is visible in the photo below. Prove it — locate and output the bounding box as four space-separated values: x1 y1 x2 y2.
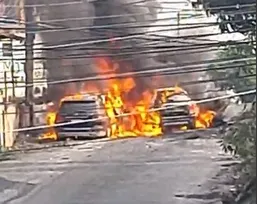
202 0 256 203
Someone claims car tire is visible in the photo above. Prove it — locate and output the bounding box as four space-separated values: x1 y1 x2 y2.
187 119 196 129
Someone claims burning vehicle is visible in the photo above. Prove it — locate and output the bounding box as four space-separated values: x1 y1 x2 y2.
30 0 223 141
150 86 217 134
40 58 218 141
52 94 111 140
151 87 197 133
40 86 217 141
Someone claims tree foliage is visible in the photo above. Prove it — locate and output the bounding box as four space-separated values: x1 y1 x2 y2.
202 0 256 35
205 0 256 101
221 103 256 173
202 1 256 203
220 103 256 204
208 40 256 102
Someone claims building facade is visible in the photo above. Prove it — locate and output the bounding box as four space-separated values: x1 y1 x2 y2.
0 36 26 99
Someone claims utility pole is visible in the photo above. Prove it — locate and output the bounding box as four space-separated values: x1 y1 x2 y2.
24 0 35 126
177 12 180 35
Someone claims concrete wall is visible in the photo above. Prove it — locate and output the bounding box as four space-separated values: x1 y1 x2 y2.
0 103 19 149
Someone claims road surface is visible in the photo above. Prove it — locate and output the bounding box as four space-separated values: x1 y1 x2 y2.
0 135 236 204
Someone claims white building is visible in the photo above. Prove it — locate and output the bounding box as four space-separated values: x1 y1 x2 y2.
33 32 48 100
0 34 26 99
0 26 48 101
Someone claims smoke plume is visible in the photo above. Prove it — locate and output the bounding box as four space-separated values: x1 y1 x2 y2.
29 0 217 102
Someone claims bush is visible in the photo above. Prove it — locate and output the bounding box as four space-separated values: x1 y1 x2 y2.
203 1 256 202
221 103 256 175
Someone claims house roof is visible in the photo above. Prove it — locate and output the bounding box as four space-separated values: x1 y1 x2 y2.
0 29 24 40
0 18 25 40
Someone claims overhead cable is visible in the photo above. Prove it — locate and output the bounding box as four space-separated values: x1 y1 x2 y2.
3 89 255 133
3 57 255 88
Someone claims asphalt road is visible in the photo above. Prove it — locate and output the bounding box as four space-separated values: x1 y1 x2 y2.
0 135 236 204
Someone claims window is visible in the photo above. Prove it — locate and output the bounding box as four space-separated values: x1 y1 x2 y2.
2 41 12 57
34 87 41 95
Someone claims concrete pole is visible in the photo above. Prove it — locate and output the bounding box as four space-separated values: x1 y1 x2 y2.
0 110 5 151
24 0 35 126
177 12 180 35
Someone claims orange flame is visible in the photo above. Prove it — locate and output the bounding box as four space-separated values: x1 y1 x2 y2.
41 57 216 140
96 58 162 138
195 110 216 129
39 110 57 140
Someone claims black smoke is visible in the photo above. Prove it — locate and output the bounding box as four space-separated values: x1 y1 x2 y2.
29 0 161 102
27 0 216 103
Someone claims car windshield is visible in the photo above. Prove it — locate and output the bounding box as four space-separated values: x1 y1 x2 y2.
59 100 98 115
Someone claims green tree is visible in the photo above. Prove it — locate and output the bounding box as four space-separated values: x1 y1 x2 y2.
208 39 256 102
203 0 256 101
202 1 256 203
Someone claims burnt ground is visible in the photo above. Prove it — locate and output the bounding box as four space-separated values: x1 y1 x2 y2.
0 128 241 204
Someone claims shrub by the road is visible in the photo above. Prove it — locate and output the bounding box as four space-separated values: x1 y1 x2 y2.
202 0 256 202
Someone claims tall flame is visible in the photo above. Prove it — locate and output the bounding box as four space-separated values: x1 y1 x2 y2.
97 58 162 138
39 108 57 140
40 57 216 140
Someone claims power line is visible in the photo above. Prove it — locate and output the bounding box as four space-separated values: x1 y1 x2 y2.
2 6 255 33
5 38 254 62
0 21 219 32
22 62 257 86
9 38 251 54
171 74 255 87
5 1 254 9
25 29 254 50
3 19 252 34
21 9 256 25
8 27 251 48
1 2 207 26
10 66 256 91
146 63 257 79
206 3 256 11
5 1 84 8
3 88 255 133
43 47 252 69
2 3 254 39
9 40 254 62
19 9 204 24
29 13 256 32
5 44 226 62
3 57 255 88
2 0 255 30
41 57 256 85
3 85 256 115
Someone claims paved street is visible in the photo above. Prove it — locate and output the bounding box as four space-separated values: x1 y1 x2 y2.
0 135 236 204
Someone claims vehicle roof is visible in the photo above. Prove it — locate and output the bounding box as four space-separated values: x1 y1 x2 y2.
60 93 105 102
155 87 188 94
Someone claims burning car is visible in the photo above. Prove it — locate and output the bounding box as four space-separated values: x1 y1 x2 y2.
52 93 111 140
40 57 217 141
151 87 197 133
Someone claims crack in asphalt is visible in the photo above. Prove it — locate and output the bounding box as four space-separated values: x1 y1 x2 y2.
175 191 221 200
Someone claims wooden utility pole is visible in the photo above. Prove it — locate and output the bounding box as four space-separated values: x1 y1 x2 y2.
24 0 35 126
